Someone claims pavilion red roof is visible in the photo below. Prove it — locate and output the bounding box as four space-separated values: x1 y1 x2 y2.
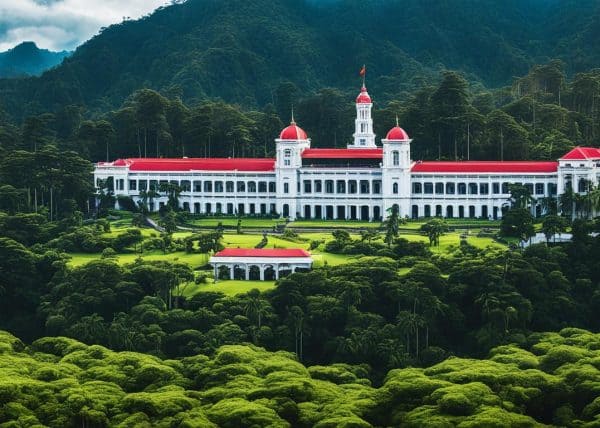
214 248 311 258
411 161 558 174
301 148 383 159
104 158 275 172
560 147 600 160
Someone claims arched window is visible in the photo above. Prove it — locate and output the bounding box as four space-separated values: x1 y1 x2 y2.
284 149 291 157
392 151 399 166
393 183 399 194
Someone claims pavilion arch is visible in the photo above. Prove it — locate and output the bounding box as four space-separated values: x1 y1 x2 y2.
249 265 261 281
218 265 231 280
264 265 276 281
278 263 293 278
233 264 246 280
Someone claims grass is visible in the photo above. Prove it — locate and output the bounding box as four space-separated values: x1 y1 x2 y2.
182 280 276 297
185 217 285 228
290 220 382 229
68 251 210 268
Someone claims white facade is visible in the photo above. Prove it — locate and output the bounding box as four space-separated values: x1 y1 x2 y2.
95 85 600 221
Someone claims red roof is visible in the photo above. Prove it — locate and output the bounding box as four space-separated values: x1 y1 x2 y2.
214 248 311 258
279 123 308 140
411 161 558 173
105 158 275 172
560 147 600 160
302 148 383 159
356 86 372 104
386 126 410 140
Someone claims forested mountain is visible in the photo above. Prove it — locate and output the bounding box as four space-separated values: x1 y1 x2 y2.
1 0 600 119
0 42 70 78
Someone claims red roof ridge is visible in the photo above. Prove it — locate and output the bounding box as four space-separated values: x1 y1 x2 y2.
411 160 558 173
101 157 276 172
214 248 311 258
302 148 383 159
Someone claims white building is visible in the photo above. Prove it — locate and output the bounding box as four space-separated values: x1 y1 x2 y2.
94 85 600 220
209 248 313 281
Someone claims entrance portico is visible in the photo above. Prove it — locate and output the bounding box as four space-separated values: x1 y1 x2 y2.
209 248 313 282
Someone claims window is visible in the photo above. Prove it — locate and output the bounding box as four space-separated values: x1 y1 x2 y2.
193 181 201 192
458 183 467 195
492 182 500 194
424 182 433 194
502 182 509 194
336 180 346 193
315 180 322 192
468 183 478 194
284 183 289 194
325 180 334 194
548 183 557 195
304 180 312 193
203 181 212 192
479 183 489 195
129 180 137 191
446 182 455 194
393 183 399 194
413 183 422 194
215 181 224 192
180 180 191 192
216 203 222 214
139 180 147 191
360 139 366 146
535 183 544 195
150 180 158 191
578 178 588 193
373 180 382 194
284 149 291 157
525 183 534 194
393 151 399 166
237 181 245 192
435 183 444 194
284 159 291 166
226 181 234 192
258 182 267 193
269 182 276 192
360 180 370 194
248 181 257 192
348 180 357 194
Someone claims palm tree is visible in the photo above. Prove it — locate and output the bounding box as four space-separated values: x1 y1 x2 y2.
289 306 304 361
244 289 270 329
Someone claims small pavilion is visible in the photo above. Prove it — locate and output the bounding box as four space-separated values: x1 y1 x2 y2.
209 248 313 281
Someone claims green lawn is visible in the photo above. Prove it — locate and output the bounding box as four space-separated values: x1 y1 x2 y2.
290 220 382 229
68 251 210 267
183 280 276 297
185 217 285 228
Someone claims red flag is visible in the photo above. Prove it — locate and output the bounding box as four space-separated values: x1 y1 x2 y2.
359 65 366 77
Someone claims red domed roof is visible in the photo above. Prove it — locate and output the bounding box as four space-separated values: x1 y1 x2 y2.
279 122 308 140
386 126 410 140
356 85 372 104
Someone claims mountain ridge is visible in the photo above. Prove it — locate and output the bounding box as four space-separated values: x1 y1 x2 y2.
0 0 599 120
0 42 70 78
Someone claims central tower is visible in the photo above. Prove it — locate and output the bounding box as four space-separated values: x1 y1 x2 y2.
348 84 377 149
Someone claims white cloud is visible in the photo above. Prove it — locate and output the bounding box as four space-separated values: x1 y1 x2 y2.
0 0 168 51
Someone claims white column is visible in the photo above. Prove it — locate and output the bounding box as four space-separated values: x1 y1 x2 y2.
260 265 265 281
274 264 279 280
229 265 234 280
245 264 250 281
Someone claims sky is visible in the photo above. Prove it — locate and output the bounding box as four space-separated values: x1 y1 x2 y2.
0 0 168 52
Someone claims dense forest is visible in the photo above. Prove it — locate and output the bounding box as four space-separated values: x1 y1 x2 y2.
1 327 599 426
0 0 600 425
1 0 600 119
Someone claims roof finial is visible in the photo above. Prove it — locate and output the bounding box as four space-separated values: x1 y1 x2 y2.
359 64 366 89
290 105 296 125
395 115 399 127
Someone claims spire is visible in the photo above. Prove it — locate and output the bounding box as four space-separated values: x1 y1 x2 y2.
396 115 399 127
290 105 296 125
